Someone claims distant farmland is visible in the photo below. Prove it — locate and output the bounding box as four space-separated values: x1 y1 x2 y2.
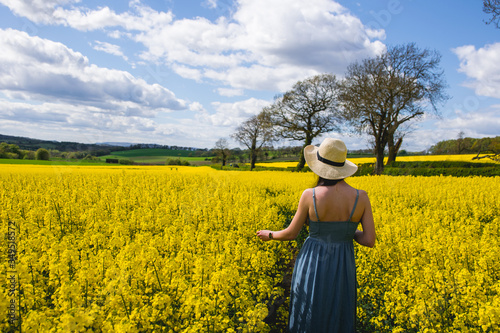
101 148 212 165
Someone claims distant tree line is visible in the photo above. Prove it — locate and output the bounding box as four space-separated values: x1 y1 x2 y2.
129 143 205 151
0 143 53 160
0 134 212 160
0 134 128 155
430 135 500 156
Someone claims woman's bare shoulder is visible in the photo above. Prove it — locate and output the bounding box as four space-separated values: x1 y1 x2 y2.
356 189 371 205
357 188 368 196
301 187 314 198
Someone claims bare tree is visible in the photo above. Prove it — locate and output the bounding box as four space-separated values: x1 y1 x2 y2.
339 43 449 174
484 0 500 28
213 138 230 167
456 131 466 154
232 110 275 170
267 74 341 171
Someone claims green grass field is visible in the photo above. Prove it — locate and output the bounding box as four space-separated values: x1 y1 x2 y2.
109 148 201 157
0 149 213 166
101 148 212 165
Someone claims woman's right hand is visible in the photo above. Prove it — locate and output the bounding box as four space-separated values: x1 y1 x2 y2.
256 230 273 241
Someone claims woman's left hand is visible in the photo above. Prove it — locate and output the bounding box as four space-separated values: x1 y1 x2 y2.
256 230 272 241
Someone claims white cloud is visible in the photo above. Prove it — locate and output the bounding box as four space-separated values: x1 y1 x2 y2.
232 0 385 68
188 102 206 113
171 64 203 82
1 0 385 92
453 43 500 98
196 97 270 127
0 29 186 113
0 99 151 134
135 0 385 91
204 64 318 91
437 108 500 137
0 0 76 25
0 98 197 146
217 87 244 97
0 0 390 148
92 41 128 61
0 27 194 146
203 0 218 9
0 0 174 31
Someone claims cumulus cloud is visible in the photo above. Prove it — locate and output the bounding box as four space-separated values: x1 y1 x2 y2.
0 29 186 113
0 99 144 136
0 0 385 92
92 41 128 61
217 87 244 97
203 0 218 9
0 0 75 25
0 0 173 31
453 43 500 98
196 97 270 127
0 98 202 146
0 0 389 147
437 108 500 137
135 0 385 90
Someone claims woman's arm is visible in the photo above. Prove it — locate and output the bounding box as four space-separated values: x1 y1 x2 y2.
256 189 310 241
354 191 376 248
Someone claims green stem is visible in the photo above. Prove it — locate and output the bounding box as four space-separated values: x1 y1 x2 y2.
151 260 163 292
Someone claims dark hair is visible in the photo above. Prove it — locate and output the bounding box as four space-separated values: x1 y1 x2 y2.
316 176 343 187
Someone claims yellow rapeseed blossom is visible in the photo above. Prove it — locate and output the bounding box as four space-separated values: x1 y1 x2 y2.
0 164 498 332
257 154 499 168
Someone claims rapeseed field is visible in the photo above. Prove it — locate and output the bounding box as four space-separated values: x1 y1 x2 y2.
256 154 499 169
1 164 498 332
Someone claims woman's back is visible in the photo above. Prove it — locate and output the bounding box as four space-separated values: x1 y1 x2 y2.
307 182 366 223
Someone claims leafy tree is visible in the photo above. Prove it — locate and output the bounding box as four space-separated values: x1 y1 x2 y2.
484 0 500 28
267 74 341 171
0 142 22 158
232 111 276 170
430 136 500 156
23 150 36 160
472 136 500 161
339 43 449 174
213 138 231 167
35 148 50 160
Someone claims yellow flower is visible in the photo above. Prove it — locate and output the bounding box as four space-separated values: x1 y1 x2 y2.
1 164 498 332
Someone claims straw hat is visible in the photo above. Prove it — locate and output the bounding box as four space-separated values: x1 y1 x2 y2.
304 138 358 180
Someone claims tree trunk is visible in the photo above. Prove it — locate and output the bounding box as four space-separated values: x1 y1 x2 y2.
374 141 385 175
297 149 307 171
250 151 257 171
387 137 403 165
297 137 313 171
250 140 257 171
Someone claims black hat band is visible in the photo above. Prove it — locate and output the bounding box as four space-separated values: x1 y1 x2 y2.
317 151 345 167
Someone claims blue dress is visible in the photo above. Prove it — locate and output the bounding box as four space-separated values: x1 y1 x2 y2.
289 188 359 333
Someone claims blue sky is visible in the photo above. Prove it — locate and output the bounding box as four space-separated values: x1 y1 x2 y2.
0 0 498 151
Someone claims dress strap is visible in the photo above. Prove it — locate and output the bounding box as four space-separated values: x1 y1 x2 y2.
312 188 320 222
348 189 359 222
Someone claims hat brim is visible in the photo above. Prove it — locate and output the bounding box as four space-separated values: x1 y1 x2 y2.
304 144 358 180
